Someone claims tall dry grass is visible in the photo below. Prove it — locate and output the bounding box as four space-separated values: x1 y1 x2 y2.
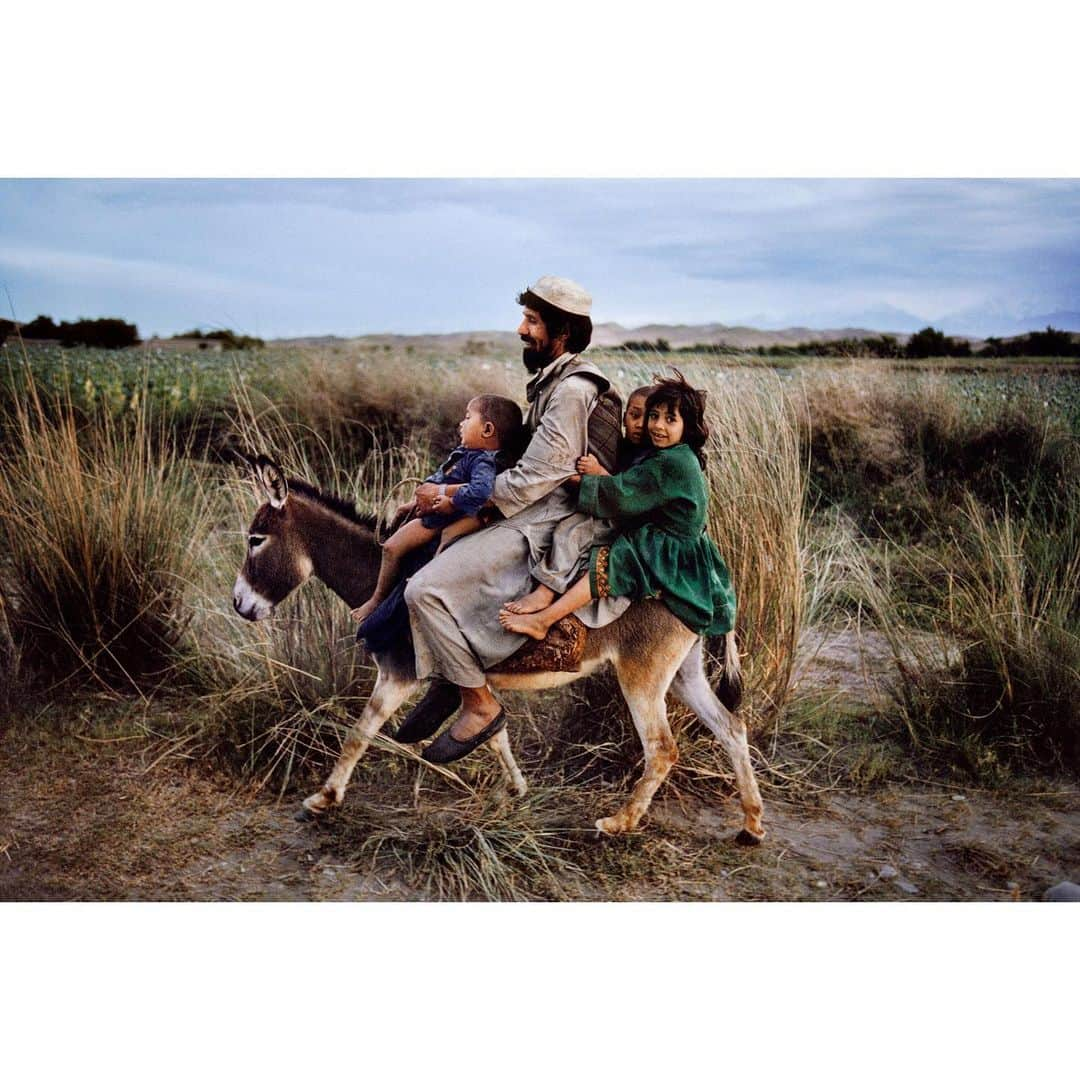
850 492 1080 779
790 364 1077 537
265 345 518 464
0 367 214 692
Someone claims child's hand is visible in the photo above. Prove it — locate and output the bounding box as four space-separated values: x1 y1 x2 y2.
577 455 607 476
564 473 582 488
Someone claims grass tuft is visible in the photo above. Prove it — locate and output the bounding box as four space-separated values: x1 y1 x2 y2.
0 366 213 691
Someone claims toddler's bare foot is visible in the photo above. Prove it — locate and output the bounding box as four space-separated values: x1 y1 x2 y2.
502 583 555 615
350 597 380 623
498 609 551 641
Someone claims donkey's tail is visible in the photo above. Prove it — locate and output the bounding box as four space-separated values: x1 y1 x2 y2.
716 630 742 713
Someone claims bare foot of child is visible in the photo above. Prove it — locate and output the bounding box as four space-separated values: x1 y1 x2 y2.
498 608 551 641
350 597 379 624
502 583 555 614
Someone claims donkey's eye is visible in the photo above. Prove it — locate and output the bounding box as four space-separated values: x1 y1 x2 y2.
249 536 266 549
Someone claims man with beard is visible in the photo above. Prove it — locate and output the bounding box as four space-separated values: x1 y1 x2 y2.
400 275 629 762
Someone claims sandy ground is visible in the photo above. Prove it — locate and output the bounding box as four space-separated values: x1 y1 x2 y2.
2 630 1077 901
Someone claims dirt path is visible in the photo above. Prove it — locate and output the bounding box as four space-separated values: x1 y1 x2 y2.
2 629 1076 901
2 723 1076 901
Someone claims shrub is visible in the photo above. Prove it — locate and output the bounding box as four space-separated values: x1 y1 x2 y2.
0 370 211 690
173 328 266 350
906 326 971 359
19 315 61 340
59 318 139 349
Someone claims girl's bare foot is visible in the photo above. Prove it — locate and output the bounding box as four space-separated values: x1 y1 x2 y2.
498 608 551 641
350 597 380 623
502 583 555 615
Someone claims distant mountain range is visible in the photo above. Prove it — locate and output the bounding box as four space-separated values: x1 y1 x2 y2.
275 311 1080 350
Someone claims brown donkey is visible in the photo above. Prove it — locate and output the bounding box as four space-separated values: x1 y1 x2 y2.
232 455 765 843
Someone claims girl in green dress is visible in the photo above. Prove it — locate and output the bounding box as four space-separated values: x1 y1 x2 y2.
498 371 736 641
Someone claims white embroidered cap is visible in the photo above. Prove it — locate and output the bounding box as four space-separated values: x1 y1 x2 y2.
527 275 592 317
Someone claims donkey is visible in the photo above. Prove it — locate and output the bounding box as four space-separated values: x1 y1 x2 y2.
232 455 765 843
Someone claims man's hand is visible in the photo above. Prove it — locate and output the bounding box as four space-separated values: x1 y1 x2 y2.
414 482 441 513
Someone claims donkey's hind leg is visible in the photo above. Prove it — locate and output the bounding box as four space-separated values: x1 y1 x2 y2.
299 664 417 819
670 639 765 843
597 629 696 835
487 727 528 797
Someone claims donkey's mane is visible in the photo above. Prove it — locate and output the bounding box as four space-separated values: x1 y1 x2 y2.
288 479 378 531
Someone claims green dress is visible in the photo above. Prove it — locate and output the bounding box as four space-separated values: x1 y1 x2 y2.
577 442 736 636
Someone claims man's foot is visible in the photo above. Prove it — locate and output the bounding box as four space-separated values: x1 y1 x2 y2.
422 708 507 764
498 608 551 641
502 583 555 615
349 596 380 624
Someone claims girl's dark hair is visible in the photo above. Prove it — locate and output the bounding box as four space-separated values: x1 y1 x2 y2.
644 369 710 469
516 289 593 353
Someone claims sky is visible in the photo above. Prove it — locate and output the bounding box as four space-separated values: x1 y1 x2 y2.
3 179 1079 341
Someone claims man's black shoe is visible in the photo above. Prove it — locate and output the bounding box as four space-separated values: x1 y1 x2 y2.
392 679 462 743
421 709 506 764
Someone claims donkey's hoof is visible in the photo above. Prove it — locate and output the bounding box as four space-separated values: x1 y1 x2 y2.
735 828 764 846
294 807 318 823
595 815 631 836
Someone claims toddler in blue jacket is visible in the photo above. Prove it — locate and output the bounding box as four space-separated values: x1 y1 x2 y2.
350 394 523 625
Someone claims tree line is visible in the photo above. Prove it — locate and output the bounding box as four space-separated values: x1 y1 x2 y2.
0 317 265 351
1 315 140 349
614 325 1080 359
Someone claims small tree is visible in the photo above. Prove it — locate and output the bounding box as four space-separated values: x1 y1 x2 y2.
1025 325 1075 356
20 315 62 339
58 318 139 349
906 326 951 359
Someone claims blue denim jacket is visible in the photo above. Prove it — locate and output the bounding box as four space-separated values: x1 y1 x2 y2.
421 446 498 526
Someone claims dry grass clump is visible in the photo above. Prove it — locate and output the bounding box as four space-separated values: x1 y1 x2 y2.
700 369 807 717
794 364 909 507
333 784 591 901
0 370 213 691
266 345 517 464
855 493 1080 780
792 366 1079 538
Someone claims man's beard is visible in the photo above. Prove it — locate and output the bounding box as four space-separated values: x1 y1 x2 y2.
521 340 556 373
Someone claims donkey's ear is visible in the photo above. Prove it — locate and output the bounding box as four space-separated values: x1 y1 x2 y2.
255 454 288 508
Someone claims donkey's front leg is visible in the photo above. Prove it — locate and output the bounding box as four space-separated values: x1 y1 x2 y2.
299 668 416 819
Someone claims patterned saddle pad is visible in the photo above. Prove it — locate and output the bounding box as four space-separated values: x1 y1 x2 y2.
488 615 587 675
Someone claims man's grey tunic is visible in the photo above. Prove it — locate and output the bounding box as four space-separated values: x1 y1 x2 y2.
404 351 630 687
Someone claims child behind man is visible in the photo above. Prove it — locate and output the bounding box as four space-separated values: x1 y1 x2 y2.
504 384 654 616
350 394 523 626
